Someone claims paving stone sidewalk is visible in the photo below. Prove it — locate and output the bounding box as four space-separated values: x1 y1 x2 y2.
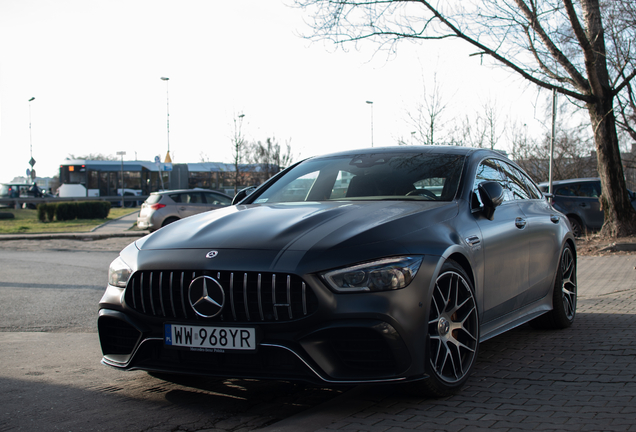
264 257 636 432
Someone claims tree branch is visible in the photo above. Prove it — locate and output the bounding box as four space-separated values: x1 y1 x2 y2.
414 0 591 101
513 0 590 92
613 68 636 96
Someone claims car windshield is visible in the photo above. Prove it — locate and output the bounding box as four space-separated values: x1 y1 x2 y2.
253 152 466 204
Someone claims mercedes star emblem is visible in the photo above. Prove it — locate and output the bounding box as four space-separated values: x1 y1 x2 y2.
205 250 219 259
188 276 225 318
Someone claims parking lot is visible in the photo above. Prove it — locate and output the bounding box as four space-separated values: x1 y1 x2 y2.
0 227 635 431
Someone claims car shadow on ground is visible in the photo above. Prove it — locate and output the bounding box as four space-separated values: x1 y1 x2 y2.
1 301 634 432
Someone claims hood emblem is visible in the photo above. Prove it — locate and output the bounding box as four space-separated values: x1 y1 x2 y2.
188 276 225 318
205 250 219 259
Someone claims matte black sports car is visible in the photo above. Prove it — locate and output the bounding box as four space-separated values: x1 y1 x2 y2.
99 146 576 396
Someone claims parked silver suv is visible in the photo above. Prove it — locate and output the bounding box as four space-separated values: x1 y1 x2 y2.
137 189 232 232
538 178 636 236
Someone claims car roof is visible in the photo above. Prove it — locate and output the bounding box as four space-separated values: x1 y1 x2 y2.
538 178 600 187
152 188 231 197
308 145 504 160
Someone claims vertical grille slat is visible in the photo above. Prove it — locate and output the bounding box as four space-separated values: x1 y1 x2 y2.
169 272 176 318
180 272 188 318
257 274 264 321
125 270 316 323
140 272 147 314
131 277 137 310
243 273 250 321
230 273 237 321
159 272 166 317
149 272 156 316
272 274 278 321
287 275 293 320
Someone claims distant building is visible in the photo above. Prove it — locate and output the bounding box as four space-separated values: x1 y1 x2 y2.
58 159 280 197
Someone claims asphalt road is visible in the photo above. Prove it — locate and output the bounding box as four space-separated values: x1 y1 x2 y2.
0 239 346 432
0 249 112 332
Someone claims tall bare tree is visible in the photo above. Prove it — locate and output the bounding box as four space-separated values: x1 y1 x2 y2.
407 72 451 145
297 0 636 237
482 98 505 150
246 137 296 181
231 113 247 195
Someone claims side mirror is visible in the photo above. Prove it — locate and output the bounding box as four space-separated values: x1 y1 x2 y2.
232 186 256 205
478 181 504 220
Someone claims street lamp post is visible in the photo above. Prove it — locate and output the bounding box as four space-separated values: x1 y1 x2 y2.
28 97 36 180
366 101 374 147
234 114 246 195
117 151 126 208
160 77 171 163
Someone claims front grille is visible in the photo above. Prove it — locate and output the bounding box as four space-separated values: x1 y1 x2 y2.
124 270 318 323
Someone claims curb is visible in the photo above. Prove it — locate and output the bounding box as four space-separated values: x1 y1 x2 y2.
0 232 144 241
598 242 636 253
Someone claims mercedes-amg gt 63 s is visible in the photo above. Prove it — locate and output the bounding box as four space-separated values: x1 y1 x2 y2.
99 146 576 396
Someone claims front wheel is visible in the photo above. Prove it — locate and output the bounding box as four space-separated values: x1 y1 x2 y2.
531 244 577 329
567 216 583 238
413 261 479 397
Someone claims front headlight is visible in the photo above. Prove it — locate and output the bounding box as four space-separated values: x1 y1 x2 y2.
108 256 132 288
320 256 423 293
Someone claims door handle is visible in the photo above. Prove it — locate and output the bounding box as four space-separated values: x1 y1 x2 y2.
515 217 527 229
465 235 481 247
579 203 588 208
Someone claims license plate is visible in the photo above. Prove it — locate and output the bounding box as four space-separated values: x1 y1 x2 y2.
164 324 256 352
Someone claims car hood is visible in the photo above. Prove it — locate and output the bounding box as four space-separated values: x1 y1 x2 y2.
137 200 458 254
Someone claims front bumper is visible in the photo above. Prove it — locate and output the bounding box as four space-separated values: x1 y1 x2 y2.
98 256 441 384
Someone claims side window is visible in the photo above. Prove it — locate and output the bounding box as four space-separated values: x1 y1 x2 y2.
473 159 507 207
521 172 542 199
204 192 231 205
498 161 531 200
578 182 600 198
555 185 576 196
183 193 202 204
169 193 182 203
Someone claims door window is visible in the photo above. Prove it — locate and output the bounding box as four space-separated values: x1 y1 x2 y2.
473 159 507 208
498 161 531 200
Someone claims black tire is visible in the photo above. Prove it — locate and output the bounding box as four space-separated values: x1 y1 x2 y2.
412 260 479 397
567 216 583 238
531 244 577 330
161 217 179 228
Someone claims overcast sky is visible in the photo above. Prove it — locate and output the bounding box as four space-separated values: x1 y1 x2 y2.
0 0 547 183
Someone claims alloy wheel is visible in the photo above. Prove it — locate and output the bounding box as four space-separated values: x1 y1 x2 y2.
428 270 479 384
560 247 577 320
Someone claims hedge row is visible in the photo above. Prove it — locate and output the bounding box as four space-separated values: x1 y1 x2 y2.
37 201 111 222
